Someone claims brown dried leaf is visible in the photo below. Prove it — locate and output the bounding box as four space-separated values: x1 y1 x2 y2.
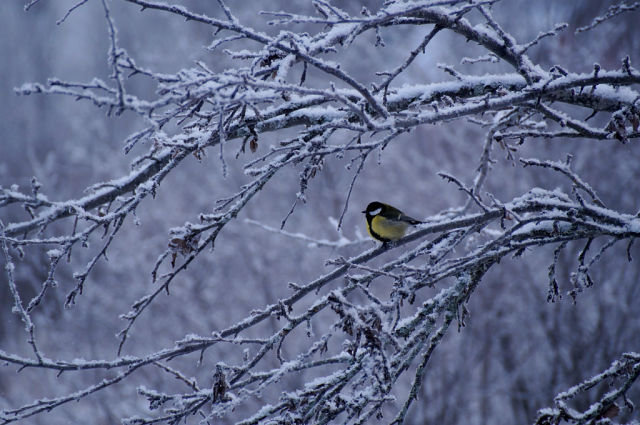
249 137 258 153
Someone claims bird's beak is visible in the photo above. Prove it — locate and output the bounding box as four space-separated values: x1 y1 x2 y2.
361 210 366 214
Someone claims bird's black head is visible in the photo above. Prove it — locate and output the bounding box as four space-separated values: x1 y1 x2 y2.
362 201 385 217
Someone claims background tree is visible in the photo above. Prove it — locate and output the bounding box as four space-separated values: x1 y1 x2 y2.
1 1 639 424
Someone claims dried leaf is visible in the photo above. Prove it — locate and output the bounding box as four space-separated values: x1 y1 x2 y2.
249 137 258 153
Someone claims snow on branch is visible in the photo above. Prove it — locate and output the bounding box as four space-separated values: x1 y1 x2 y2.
2 0 640 424
3 183 640 423
535 352 640 424
575 1 640 33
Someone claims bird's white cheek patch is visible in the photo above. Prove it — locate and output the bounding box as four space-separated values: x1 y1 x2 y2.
369 207 382 216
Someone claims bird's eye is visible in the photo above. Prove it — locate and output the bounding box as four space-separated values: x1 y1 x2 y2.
369 207 382 216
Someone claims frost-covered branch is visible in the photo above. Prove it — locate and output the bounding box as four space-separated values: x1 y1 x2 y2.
576 1 640 33
535 352 640 425
2 0 640 424
3 185 640 423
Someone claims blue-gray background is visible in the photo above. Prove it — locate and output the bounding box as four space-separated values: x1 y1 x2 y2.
1 1 639 423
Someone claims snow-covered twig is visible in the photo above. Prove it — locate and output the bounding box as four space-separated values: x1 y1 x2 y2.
576 1 640 33
4 1 640 423
535 352 640 424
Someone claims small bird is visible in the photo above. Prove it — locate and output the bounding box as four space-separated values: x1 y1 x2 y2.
362 201 423 243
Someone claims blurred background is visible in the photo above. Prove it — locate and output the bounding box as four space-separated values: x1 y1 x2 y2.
1 0 639 423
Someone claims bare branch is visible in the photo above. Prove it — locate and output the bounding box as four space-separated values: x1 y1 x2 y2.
4 1 640 423
576 1 640 33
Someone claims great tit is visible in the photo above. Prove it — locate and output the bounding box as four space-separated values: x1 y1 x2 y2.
362 201 422 243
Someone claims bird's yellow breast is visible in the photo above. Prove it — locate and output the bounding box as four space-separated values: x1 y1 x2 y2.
368 215 409 242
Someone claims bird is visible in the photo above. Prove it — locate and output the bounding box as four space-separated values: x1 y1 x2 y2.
362 201 422 243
